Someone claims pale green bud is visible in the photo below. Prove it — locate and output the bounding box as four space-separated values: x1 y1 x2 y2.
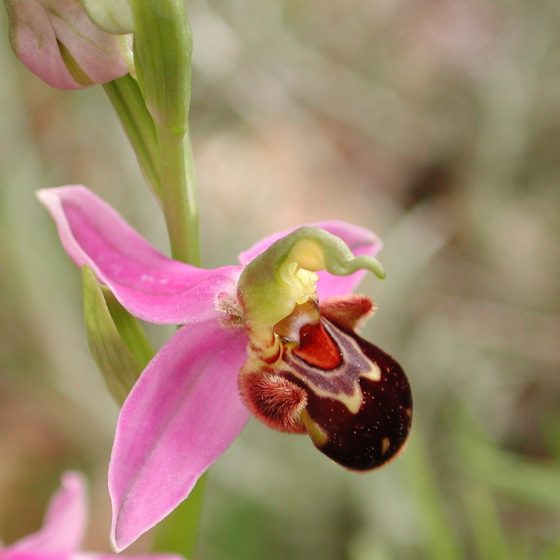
80 0 134 34
82 266 153 405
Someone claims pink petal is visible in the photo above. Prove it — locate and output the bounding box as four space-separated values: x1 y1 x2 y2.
109 320 250 551
10 472 87 553
238 221 383 300
38 186 241 324
2 552 70 560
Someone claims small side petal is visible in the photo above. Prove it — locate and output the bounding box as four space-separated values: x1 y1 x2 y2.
238 221 382 300
10 472 87 553
109 321 250 551
38 186 241 324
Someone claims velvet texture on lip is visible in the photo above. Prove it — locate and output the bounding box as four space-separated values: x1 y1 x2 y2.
239 296 412 471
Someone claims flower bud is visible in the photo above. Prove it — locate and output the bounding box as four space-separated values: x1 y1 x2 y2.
4 0 131 89
81 0 133 34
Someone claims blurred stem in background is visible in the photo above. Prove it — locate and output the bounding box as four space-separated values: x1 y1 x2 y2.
152 474 208 557
400 426 463 560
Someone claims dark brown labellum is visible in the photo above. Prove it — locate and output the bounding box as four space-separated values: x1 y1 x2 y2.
239 297 412 471
300 326 412 470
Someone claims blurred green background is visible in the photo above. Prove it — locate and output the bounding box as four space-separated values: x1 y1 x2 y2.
1 1 560 559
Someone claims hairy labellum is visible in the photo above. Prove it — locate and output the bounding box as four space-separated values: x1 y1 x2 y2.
239 297 412 471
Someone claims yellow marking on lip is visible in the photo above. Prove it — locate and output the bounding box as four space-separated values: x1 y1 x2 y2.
282 359 365 414
300 410 328 446
381 437 391 455
360 362 381 382
340 387 363 414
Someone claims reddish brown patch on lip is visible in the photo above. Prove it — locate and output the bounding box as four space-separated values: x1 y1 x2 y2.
293 321 342 369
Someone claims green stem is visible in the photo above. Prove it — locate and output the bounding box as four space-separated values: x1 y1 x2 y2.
156 129 200 265
400 426 463 560
152 474 208 556
103 75 161 197
152 129 202 550
150 130 203 551
105 1 203 552
104 75 200 265
462 485 512 560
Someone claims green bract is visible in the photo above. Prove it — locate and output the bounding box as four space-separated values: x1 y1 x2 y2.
82 266 153 405
131 0 192 136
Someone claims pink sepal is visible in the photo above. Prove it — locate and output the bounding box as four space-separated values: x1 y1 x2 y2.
109 321 250 551
38 186 241 325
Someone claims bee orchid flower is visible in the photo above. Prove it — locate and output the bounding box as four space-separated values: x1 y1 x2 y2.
38 186 412 551
1 471 182 560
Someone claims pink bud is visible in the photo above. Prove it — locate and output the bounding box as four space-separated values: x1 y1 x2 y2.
4 0 130 89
